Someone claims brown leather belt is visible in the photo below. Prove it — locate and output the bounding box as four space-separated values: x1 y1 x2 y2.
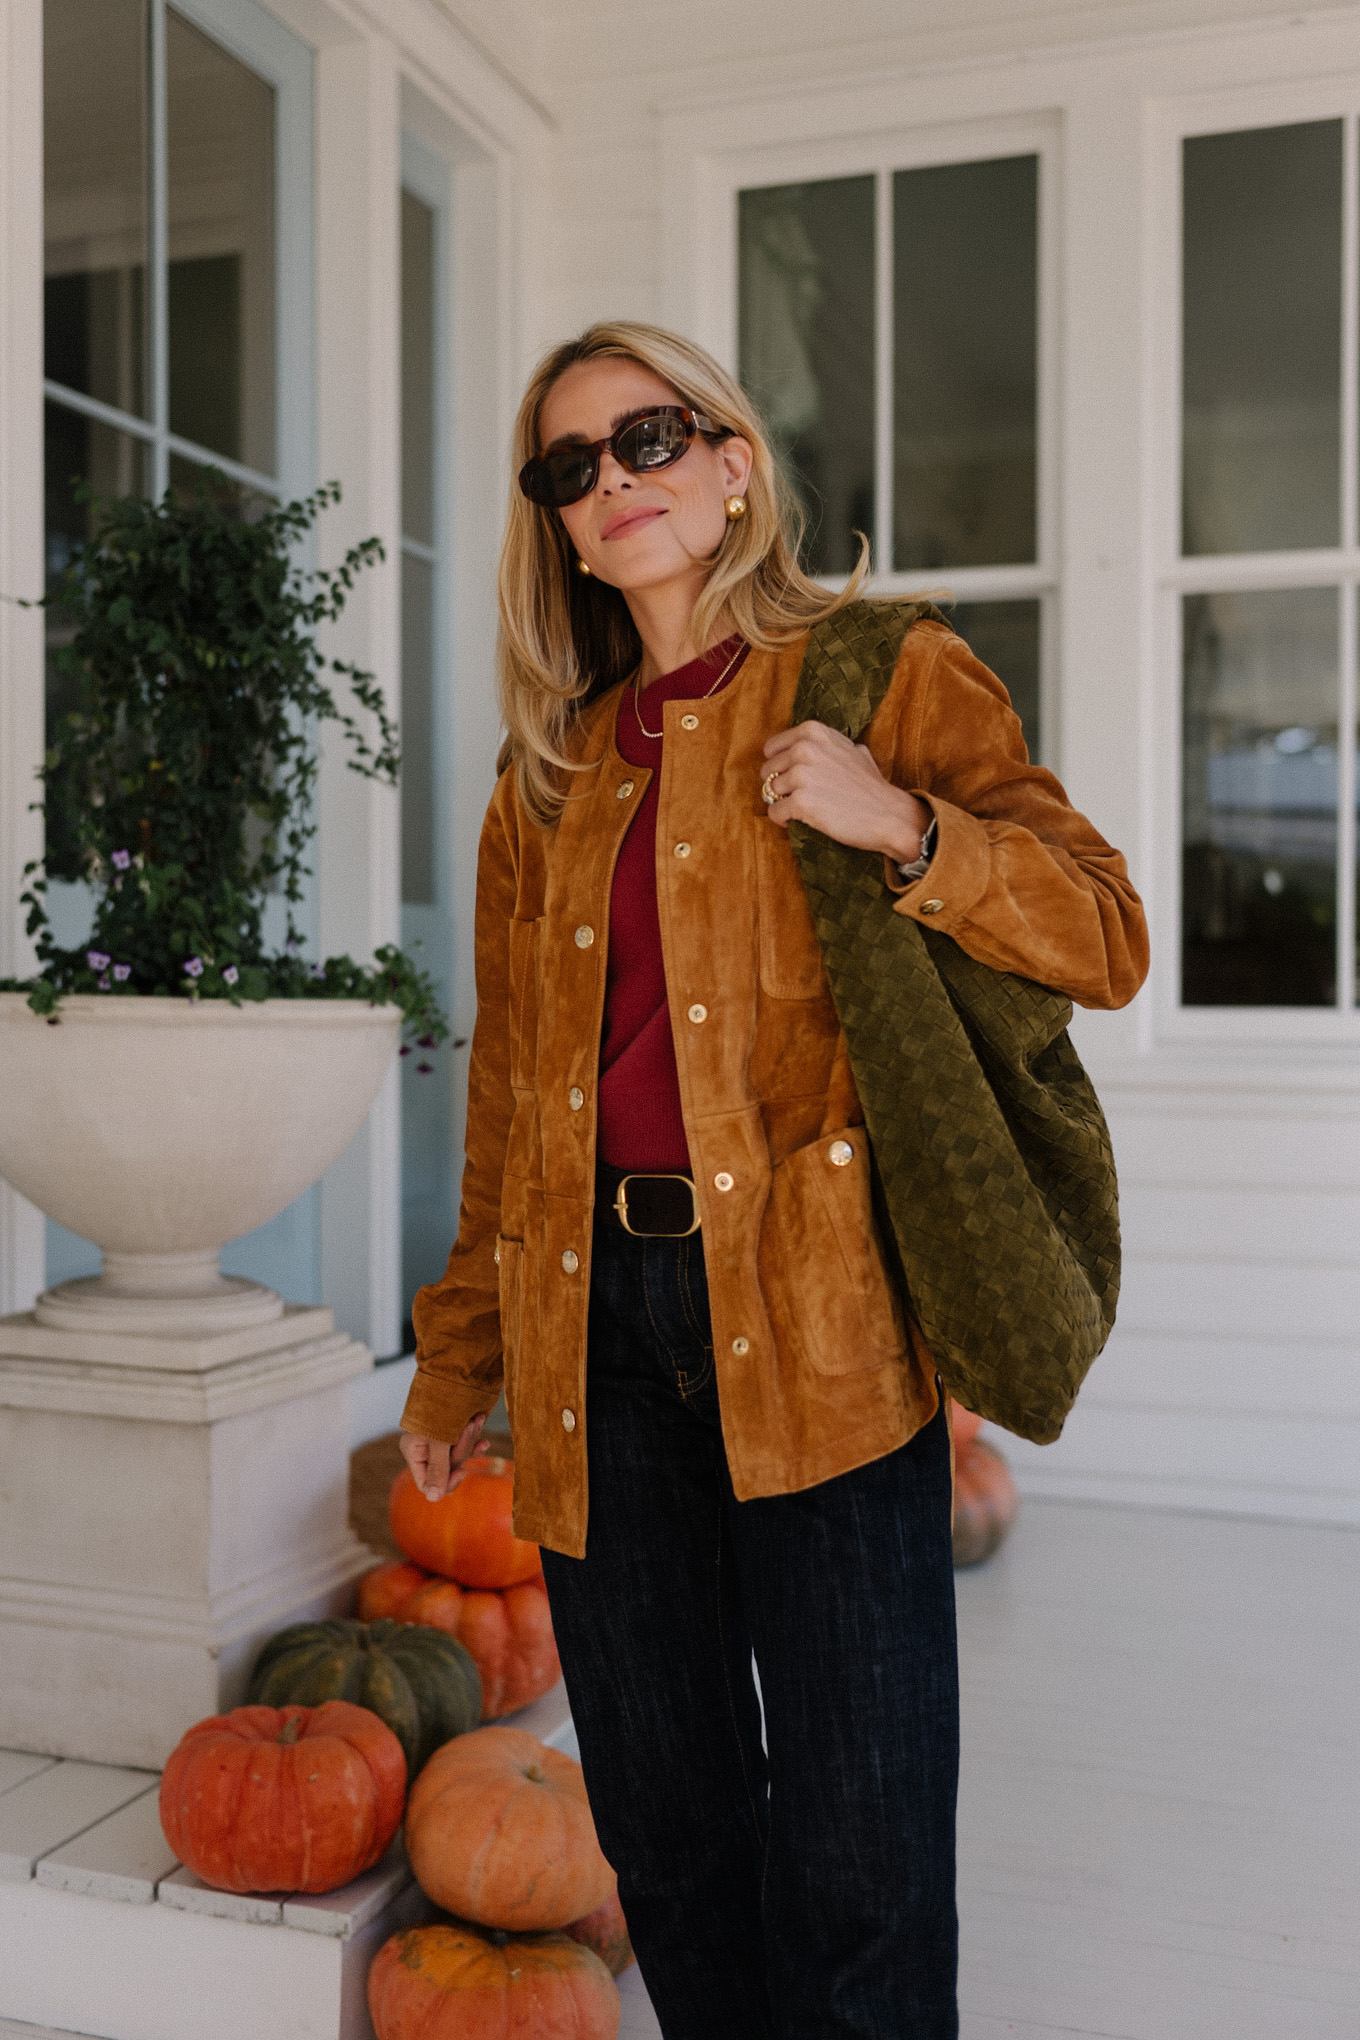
597 1164 701 1237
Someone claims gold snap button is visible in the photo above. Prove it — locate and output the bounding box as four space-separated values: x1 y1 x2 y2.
561 1407 576 1432
568 1086 584 1112
714 1171 734 1192
674 841 691 858
680 713 699 730
687 1003 708 1024
561 1249 579 1274
828 1139 854 1167
920 899 944 916
616 780 634 799
731 1336 750 1356
574 924 595 947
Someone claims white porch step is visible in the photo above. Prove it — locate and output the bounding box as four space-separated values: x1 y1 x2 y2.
36 1786 173 1904
0 1762 154 1883
0 1753 56 1798
1 2021 90 2039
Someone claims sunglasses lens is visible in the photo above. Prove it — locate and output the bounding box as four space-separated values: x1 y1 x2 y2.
522 447 598 507
616 411 691 472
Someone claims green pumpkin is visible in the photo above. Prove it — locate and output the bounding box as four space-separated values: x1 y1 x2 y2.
247 1618 482 1777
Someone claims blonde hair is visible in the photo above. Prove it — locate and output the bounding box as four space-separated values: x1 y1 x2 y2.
496 320 868 825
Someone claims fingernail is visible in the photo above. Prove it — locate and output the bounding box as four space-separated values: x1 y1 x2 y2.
425 1485 440 1500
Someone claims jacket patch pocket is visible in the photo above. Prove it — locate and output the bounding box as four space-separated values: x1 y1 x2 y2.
497 1235 525 1430
507 918 542 1089
754 819 828 1000
764 1128 906 1375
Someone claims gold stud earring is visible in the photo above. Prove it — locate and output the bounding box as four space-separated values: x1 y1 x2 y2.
576 557 592 576
724 495 747 523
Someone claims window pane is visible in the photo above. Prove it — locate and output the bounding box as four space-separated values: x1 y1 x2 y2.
402 189 436 548
948 599 1041 762
1182 587 1338 1006
1182 122 1342 557
401 552 436 907
43 0 149 419
739 177 875 575
45 400 151 768
894 155 1037 571
167 7 276 472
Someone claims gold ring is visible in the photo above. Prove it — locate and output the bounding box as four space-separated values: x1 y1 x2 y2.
761 772 780 805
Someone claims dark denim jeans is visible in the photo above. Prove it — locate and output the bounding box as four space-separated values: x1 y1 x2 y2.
540 1211 960 2040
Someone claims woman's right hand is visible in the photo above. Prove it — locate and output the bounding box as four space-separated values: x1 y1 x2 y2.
399 1412 490 1501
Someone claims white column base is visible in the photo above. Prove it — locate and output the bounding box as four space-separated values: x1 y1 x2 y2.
0 1305 377 1769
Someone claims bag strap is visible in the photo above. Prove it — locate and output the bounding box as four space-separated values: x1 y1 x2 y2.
792 598 952 742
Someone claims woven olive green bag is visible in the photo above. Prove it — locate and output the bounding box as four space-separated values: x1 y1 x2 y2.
788 598 1119 1443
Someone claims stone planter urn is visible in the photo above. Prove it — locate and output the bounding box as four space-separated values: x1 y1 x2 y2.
0 994 400 1767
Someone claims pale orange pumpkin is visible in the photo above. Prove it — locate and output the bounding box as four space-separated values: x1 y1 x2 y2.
565 1887 635 1976
368 1921 620 2040
159 1701 405 1894
405 1725 616 1930
389 1456 543 1589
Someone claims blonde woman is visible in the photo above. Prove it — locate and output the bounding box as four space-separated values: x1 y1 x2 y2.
400 321 1147 2038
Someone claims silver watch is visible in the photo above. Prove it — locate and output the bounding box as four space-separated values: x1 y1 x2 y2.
896 815 938 883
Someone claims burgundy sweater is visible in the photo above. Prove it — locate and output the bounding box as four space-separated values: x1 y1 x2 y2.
598 637 748 1172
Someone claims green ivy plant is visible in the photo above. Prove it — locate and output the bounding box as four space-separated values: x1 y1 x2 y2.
2 475 447 1068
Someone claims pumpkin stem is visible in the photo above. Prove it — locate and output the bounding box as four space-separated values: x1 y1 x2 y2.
524 1763 546 1783
277 1716 303 1745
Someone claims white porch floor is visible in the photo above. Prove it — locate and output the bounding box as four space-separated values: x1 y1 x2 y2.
3 1499 1356 2039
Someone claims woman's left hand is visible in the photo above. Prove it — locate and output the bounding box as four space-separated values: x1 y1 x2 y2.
760 721 931 864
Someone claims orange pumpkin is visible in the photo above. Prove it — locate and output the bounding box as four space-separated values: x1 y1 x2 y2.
406 1574 561 1721
405 1725 615 1930
565 1887 635 1976
952 1433 1020 1568
357 1558 429 1622
389 1456 543 1589
951 1402 984 1451
356 1560 562 1722
368 1921 619 2040
159 1701 405 1894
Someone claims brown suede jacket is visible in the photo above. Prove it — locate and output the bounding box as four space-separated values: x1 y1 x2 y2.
401 619 1149 1558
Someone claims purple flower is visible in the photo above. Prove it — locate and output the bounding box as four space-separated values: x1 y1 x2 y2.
416 1061 434 1075
87 950 111 971
111 849 131 872
399 1044 412 1057
222 965 239 986
312 963 326 980
112 963 131 982
183 957 204 979
97 974 111 991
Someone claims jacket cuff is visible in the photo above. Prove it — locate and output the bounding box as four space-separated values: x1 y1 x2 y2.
887 794 992 928
400 1366 503 1446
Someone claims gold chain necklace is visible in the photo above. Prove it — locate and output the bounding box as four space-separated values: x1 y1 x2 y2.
632 640 745 741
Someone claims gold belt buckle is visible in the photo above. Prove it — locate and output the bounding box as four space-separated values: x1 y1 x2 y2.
613 1172 702 1238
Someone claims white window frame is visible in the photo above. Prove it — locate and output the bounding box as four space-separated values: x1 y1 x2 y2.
42 0 314 505
398 127 451 859
706 111 1062 757
1147 74 1360 1045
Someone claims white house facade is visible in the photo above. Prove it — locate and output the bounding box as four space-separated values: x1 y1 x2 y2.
4 0 1360 1526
